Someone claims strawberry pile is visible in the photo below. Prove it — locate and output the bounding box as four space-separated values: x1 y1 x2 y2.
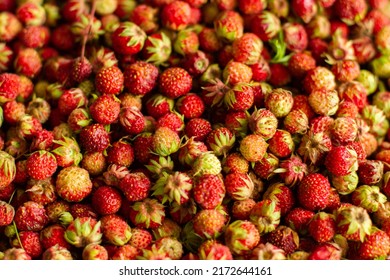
1 0 390 260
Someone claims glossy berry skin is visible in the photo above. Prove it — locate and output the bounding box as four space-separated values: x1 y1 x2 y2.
92 186 122 215
159 67 192 99
14 201 49 232
193 174 225 209
119 172 151 202
297 173 331 211
123 61 159 96
79 123 110 153
26 150 57 180
89 94 121 125
95 66 124 95
111 22 147 55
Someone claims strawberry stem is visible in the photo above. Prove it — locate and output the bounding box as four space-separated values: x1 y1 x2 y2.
12 221 24 251
80 0 97 61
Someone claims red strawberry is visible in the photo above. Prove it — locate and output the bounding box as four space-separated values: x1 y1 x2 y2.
40 224 70 251
198 240 233 260
0 73 20 103
263 182 295 216
57 88 88 117
206 126 236 157
223 60 253 85
10 231 43 259
0 151 16 191
224 172 254 201
225 220 260 256
161 1 192 31
142 31 172 66
123 61 159 96
70 203 98 219
267 129 295 159
79 123 110 153
159 67 192 99
119 106 146 135
214 10 244 43
14 201 49 232
297 173 332 211
14 48 42 78
184 117 212 142
0 200 14 226
192 208 227 239
193 174 225 209
100 214 132 246
129 228 153 249
324 145 358 177
106 140 134 168
292 0 317 23
284 207 315 235
119 172 151 202
89 94 121 125
133 132 154 164
308 212 336 243
25 177 57 206
224 83 254 111
264 225 300 254
26 150 57 180
357 228 390 260
156 111 185 133
92 185 122 215
175 93 205 119
111 22 147 55
95 66 124 95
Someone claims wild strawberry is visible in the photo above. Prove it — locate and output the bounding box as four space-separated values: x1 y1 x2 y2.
221 152 249 174
198 27 223 53
292 0 317 23
82 243 109 260
129 228 153 249
324 146 358 177
132 132 153 164
222 61 253 85
111 244 139 260
224 83 254 112
91 185 122 216
119 106 146 135
119 172 151 203
263 182 295 216
192 152 222 177
249 199 281 235
308 242 342 260
51 136 83 167
268 129 295 159
248 108 278 140
145 94 174 119
224 172 254 201
16 1 46 26
70 203 98 219
14 201 49 232
193 174 225 209
128 4 159 34
351 185 387 213
338 81 368 111
141 31 172 66
80 150 106 176
0 12 22 42
297 173 332 211
55 166 93 202
160 1 191 31
129 198 165 229
334 0 367 25
251 242 287 260
284 207 315 235
303 66 336 95
225 220 260 256
95 65 124 95
357 160 384 185
336 101 359 119
239 134 268 162
159 67 192 99
64 217 102 248
175 93 205 120
3 248 31 260
205 127 235 157
123 61 158 96
89 94 121 125
192 208 227 239
308 88 340 117
79 123 110 153
9 231 42 259
250 11 281 42
287 52 316 80
13 48 42 79
0 200 14 226
57 88 88 117
0 73 20 103
214 10 244 43
357 227 390 260
45 200 71 224
173 28 199 56
40 224 70 251
335 205 372 242
198 240 233 260
253 152 279 180
308 212 336 243
264 88 294 118
106 140 134 167
0 151 16 191
232 198 256 220
181 50 209 77
151 126 181 157
282 22 308 53
111 21 147 56
25 178 57 206
156 111 185 133
26 150 57 180
100 214 132 246
151 171 192 205
231 33 263 65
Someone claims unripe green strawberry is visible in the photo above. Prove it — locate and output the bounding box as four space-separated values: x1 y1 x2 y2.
248 108 278 140
331 171 359 195
249 199 281 235
152 171 193 205
192 152 222 177
82 243 109 260
351 185 387 213
335 205 372 242
264 88 294 118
